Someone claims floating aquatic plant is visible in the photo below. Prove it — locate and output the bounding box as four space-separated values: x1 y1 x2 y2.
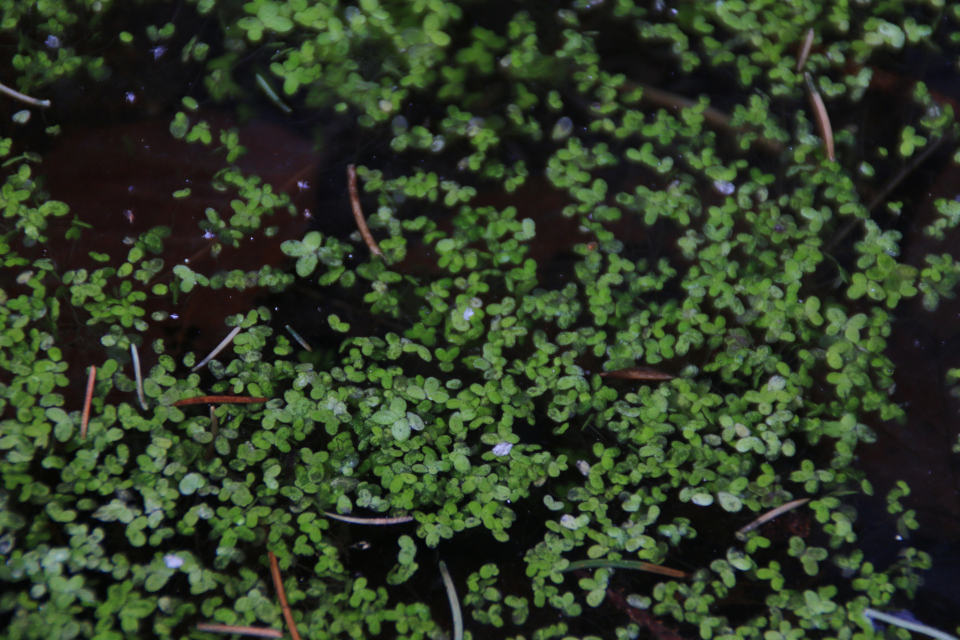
0 1 958 639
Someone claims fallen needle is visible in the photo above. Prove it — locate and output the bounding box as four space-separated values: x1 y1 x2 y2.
268 551 302 640
80 366 96 439
347 164 384 258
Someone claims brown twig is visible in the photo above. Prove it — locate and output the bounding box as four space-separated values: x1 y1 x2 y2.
600 367 675 381
347 164 384 258
173 396 268 407
804 72 834 161
735 498 810 540
196 623 283 638
268 551 302 640
80 366 96 439
324 511 415 525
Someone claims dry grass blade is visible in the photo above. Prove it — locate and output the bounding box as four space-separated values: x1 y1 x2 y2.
804 72 834 161
173 395 268 407
131 343 147 410
438 561 463 640
599 367 675 381
562 559 688 579
196 623 283 638
285 325 313 352
80 365 96 439
268 551 302 640
347 164 384 258
735 498 810 540
796 28 815 72
324 511 414 525
0 81 51 108
192 325 242 372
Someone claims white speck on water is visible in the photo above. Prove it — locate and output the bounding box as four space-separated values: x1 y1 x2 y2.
45 35 61 49
493 442 512 456
163 554 184 569
203 230 215 239
713 180 735 195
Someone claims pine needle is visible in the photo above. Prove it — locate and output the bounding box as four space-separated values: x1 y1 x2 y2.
205 406 218 461
0 81 51 108
561 559 688 579
864 608 959 640
80 366 96 439
268 551 302 640
196 623 283 638
736 498 810 540
285 325 313 352
347 164 384 258
804 72 834 161
599 367 675 381
192 326 242 372
438 561 463 640
131 343 147 410
172 395 268 407
796 28 815 72
323 511 414 525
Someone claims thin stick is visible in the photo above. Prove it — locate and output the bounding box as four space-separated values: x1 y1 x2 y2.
192 325 242 372
205 406 218 461
285 325 313 352
735 498 810 540
804 72 834 161
80 366 96 439
131 343 147 410
196 623 283 638
268 551 302 640
796 28 815 72
561 559 688 579
0 81 51 108
173 395 268 407
438 561 463 640
324 511 414 525
347 164 384 258
864 609 959 640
